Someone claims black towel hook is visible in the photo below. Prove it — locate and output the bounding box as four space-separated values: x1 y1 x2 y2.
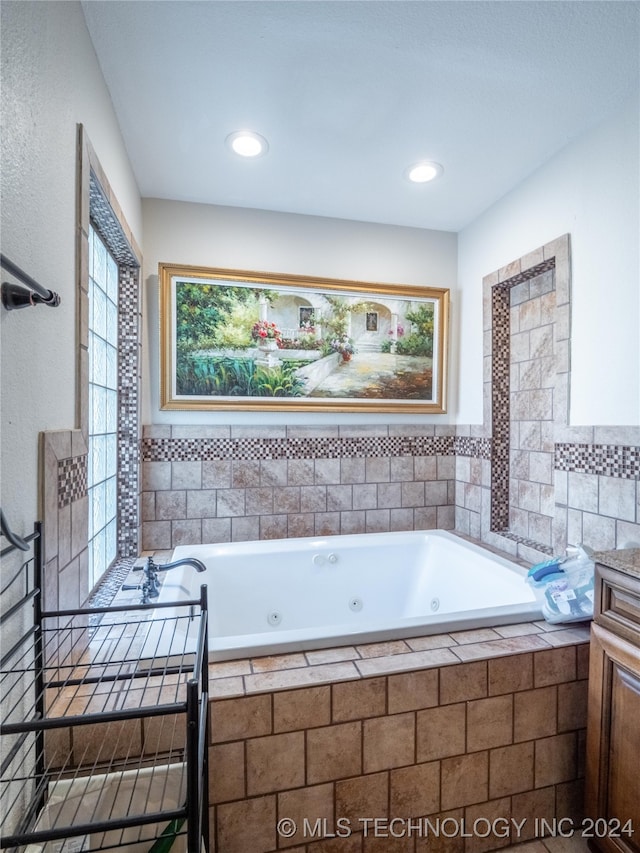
1 254 61 311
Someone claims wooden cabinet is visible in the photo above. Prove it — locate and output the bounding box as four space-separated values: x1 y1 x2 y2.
586 551 640 853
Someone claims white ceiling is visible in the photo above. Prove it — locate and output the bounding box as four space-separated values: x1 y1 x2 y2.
82 1 640 232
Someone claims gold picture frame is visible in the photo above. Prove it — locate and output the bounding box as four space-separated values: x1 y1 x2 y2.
159 264 449 413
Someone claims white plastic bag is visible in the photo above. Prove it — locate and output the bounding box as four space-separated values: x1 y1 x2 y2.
539 545 595 624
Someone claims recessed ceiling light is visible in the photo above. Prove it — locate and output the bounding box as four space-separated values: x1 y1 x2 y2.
405 161 443 183
226 130 269 158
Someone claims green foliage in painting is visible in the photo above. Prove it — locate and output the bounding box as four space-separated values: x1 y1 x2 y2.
212 300 259 348
176 356 305 397
175 282 259 351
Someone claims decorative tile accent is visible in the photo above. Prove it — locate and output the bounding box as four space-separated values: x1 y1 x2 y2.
491 284 512 531
453 436 492 459
142 434 456 463
555 443 640 479
86 556 136 610
116 264 141 557
57 455 88 508
495 530 554 556
89 173 138 266
489 256 558 538
89 167 141 560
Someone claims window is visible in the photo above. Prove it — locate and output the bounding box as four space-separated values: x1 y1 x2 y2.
87 225 118 589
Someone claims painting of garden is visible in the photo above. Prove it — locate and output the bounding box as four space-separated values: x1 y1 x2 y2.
172 278 439 404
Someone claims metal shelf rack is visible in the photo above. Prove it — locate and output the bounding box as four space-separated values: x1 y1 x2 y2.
1 522 209 853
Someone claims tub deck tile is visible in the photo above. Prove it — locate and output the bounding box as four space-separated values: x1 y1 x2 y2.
209 675 246 698
250 652 308 672
449 627 504 644
450 634 554 661
356 647 459 677
202 620 590 696
355 639 412 658
305 646 360 664
532 624 591 646
494 622 546 637
405 633 457 651
244 661 360 694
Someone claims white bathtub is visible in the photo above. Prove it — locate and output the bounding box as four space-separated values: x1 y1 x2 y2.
141 530 542 661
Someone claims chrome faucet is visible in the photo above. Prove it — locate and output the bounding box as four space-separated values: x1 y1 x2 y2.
128 556 207 603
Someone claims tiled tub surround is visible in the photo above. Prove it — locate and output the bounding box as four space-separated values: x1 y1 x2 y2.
206 621 590 853
46 577 589 853
455 234 640 563
141 423 640 562
141 426 458 550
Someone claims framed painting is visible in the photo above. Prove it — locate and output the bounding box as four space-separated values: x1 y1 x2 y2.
159 264 450 413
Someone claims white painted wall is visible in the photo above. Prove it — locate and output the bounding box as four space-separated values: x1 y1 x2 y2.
0 1 142 534
458 98 640 426
141 200 458 425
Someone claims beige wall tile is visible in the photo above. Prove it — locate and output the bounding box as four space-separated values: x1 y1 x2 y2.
533 647 576 686
216 794 276 853
274 685 331 732
390 761 440 817
363 713 415 773
210 741 245 803
307 834 363 853
307 721 362 783
73 719 142 764
142 713 185 756
534 732 577 788
466 694 513 752
363 833 416 853
332 677 386 722
417 703 466 762
441 751 488 810
557 681 588 732
287 513 316 538
463 797 513 853
576 645 590 680
488 653 534 695
555 778 586 824
262 510 292 537
246 731 305 795
211 694 272 743
440 661 487 704
335 772 389 823
278 783 334 848
514 686 557 742
44 726 72 769
388 669 438 713
414 808 465 853
510 787 555 841
489 741 534 798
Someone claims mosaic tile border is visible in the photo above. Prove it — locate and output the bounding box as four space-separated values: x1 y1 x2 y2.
83 134 142 561
89 173 139 267
141 434 456 463
492 530 554 556
491 283 515 531
57 455 88 508
453 436 492 459
116 264 141 557
555 443 640 479
489 256 559 534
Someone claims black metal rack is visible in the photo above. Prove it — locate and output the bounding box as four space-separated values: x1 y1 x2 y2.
1 523 209 853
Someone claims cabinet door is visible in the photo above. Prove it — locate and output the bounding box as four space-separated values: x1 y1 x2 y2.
586 622 640 853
